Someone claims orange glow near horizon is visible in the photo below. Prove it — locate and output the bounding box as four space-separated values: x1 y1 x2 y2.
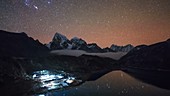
1 0 170 48
33 18 170 48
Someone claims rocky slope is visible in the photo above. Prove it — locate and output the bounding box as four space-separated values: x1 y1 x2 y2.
120 39 170 70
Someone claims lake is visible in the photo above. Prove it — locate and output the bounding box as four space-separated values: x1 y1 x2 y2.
35 71 170 96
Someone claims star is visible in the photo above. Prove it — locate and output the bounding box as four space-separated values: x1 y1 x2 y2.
0 0 170 47
33 5 38 10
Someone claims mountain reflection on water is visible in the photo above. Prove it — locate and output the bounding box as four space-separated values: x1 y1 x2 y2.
33 71 170 96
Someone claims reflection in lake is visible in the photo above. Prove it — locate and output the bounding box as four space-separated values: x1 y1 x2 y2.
36 71 170 96
31 70 82 94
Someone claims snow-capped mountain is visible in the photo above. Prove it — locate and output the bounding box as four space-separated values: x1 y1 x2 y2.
70 37 87 49
47 32 104 52
87 43 104 52
110 44 134 52
50 32 72 50
47 32 134 53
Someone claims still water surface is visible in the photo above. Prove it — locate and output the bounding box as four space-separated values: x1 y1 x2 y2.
35 71 170 96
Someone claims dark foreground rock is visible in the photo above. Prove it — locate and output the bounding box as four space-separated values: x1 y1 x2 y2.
0 54 117 95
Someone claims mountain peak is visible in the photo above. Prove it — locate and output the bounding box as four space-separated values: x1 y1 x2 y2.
71 37 87 45
71 37 80 40
167 38 170 42
53 32 68 42
125 44 133 47
110 44 134 52
50 32 71 49
47 32 134 52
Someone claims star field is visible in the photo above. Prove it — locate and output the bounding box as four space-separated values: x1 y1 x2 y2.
0 0 170 47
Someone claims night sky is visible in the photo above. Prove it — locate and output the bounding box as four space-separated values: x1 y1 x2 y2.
0 0 170 47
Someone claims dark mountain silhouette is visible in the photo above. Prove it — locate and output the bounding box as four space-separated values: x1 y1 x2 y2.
120 39 170 70
118 39 170 90
103 47 116 52
0 30 49 57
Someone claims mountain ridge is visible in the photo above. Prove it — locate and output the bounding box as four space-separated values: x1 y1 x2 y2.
120 38 170 70
46 32 134 53
0 30 49 57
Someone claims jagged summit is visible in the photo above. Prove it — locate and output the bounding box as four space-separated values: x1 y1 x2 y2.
71 37 80 40
71 37 87 45
47 32 134 53
110 44 134 52
50 32 72 50
53 32 69 43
